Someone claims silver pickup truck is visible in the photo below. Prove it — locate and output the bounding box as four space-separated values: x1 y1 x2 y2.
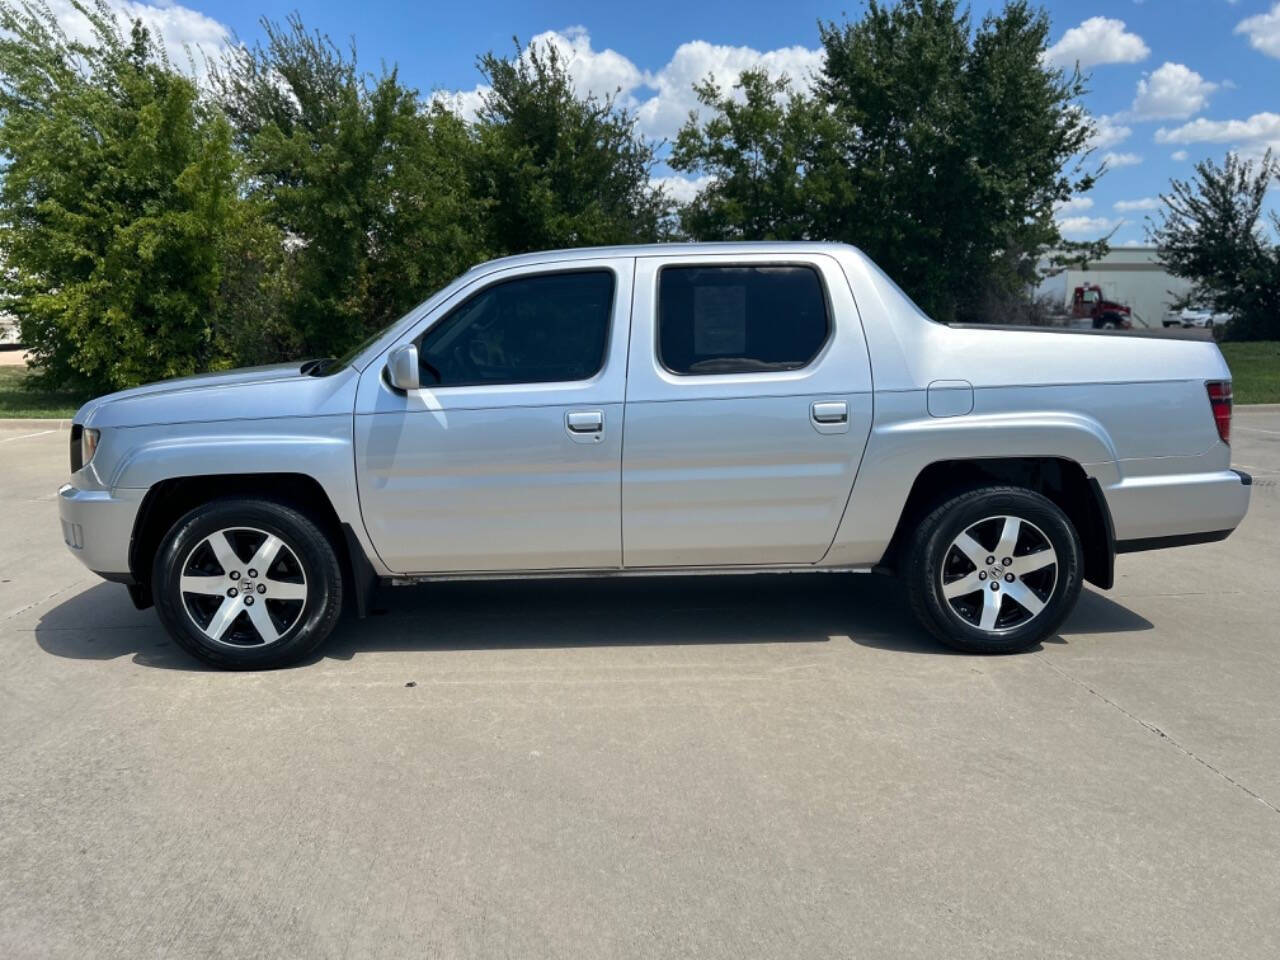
58 243 1251 669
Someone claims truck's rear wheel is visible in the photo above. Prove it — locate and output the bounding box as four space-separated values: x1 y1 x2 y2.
152 499 343 669
905 487 1082 654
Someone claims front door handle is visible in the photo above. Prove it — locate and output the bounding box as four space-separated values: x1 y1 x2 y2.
811 401 848 424
566 410 604 433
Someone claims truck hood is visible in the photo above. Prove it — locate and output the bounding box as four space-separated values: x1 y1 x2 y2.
76 362 360 429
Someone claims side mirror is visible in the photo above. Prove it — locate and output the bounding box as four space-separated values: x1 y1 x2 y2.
385 343 420 391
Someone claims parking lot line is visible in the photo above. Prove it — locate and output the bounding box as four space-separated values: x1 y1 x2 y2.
0 429 55 443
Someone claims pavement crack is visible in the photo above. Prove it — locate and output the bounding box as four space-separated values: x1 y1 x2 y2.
1038 654 1280 816
0 580 87 624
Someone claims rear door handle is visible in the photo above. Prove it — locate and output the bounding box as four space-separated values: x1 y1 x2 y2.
566 410 604 437
811 401 848 424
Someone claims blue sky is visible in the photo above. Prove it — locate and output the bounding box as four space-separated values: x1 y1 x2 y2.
52 1 1280 245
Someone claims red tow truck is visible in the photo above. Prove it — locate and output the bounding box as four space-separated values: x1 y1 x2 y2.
1072 284 1133 330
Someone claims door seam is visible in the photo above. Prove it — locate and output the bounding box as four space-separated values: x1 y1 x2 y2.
620 256 637 567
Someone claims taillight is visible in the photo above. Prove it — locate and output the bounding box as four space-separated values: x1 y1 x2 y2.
1206 381 1232 444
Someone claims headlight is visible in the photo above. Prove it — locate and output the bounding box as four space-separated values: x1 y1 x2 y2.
70 425 100 473
82 428 100 467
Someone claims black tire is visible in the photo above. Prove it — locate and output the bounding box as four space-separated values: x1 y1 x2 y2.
152 498 344 669
904 486 1083 654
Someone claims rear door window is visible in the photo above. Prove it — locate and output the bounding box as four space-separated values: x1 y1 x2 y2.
657 266 830 375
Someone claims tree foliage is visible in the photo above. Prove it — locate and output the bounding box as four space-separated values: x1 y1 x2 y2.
823 0 1097 321
471 41 669 254
674 0 1096 323
1149 152 1280 341
0 6 667 390
0 0 253 392
212 16 488 357
670 70 843 241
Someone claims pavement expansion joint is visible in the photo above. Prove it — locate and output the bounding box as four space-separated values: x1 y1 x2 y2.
1036 653 1280 816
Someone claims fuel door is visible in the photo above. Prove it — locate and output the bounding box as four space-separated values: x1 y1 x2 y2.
927 380 974 418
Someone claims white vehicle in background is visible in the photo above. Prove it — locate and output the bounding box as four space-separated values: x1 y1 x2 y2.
1164 306 1231 329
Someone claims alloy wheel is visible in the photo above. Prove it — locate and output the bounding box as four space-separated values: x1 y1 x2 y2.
178 527 307 647
939 515 1058 634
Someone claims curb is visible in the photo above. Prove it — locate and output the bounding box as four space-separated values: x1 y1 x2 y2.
0 418 73 429
1236 404 1280 414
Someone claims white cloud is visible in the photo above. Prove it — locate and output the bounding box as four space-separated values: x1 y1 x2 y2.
528 26 646 102
1171 149 1189 161
432 27 644 124
651 174 714 204
47 0 232 73
1087 113 1132 151
1129 62 1216 120
434 28 824 141
1044 17 1149 69
1056 215 1121 237
1102 151 1143 168
1235 3 1280 59
1156 112 1280 144
430 87 488 122
1114 197 1160 212
1053 196 1094 212
635 40 823 140
1155 112 1280 159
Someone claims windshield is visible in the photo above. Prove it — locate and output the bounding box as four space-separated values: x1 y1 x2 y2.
307 326 388 376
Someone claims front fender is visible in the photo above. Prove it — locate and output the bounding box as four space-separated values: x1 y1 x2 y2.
110 419 354 493
105 415 384 573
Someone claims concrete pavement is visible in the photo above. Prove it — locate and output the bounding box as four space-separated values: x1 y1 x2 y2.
1 411 1278 959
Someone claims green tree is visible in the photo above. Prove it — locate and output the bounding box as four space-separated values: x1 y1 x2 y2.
818 0 1095 322
0 0 252 393
1150 152 1280 341
471 40 670 254
673 1 1096 323
210 192 297 367
213 16 486 358
670 70 845 241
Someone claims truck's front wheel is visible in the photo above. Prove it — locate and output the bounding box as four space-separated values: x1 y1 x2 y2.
905 487 1082 654
152 499 344 669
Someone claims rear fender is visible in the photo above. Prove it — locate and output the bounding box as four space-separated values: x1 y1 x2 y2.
823 398 1119 566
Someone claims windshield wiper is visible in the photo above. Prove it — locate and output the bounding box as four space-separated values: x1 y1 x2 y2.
301 357 337 376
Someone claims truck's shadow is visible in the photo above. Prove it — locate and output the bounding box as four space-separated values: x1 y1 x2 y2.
34 573 1153 671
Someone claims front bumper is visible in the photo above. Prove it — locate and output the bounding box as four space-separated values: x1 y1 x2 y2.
1104 468 1251 550
58 484 146 580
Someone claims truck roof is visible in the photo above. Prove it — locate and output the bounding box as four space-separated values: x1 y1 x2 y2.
468 241 862 273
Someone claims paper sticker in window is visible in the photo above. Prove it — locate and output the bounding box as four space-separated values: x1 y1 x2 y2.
692 285 747 356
